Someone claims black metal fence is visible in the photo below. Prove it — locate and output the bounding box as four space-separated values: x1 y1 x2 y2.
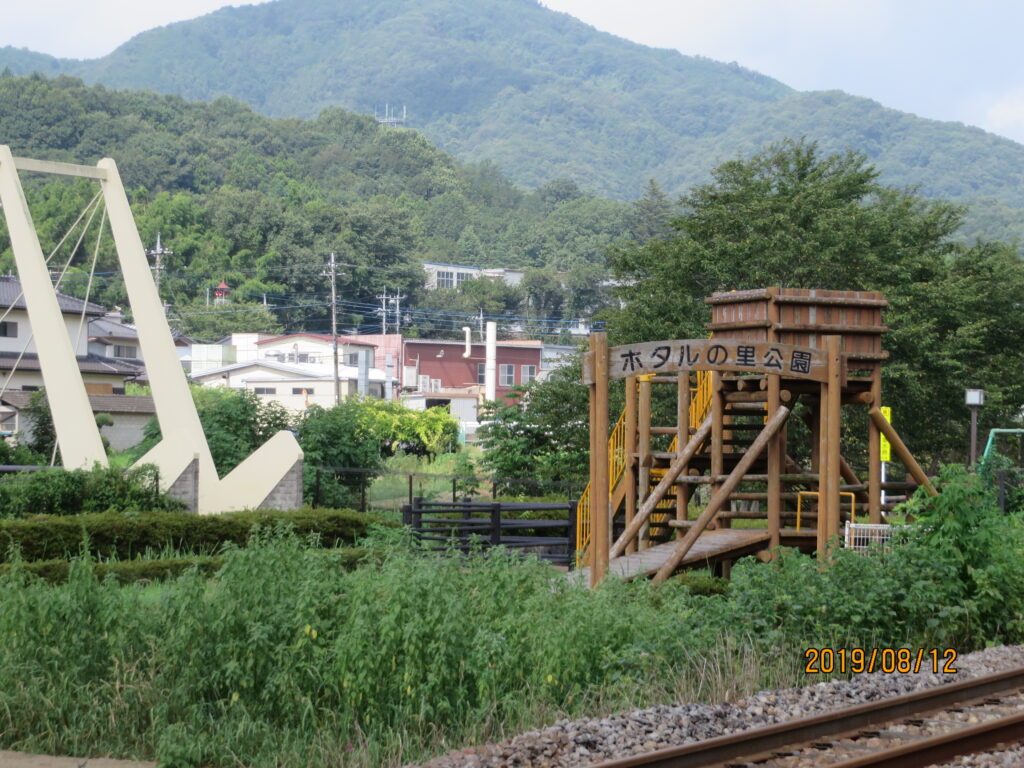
994 468 1024 513
401 498 577 567
309 465 584 512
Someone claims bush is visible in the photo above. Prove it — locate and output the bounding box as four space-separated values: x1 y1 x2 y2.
0 507 391 563
0 547 371 584
0 464 183 518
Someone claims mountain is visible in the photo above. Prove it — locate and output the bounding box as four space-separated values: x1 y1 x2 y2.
0 74 632 337
3 0 1024 240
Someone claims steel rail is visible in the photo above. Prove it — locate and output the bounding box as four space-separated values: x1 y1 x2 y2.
591 666 1024 768
829 710 1024 767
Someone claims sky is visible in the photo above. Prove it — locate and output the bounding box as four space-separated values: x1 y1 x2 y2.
3 0 1024 144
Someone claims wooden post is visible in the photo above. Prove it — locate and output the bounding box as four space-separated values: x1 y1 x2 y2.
868 407 937 496
677 372 691 535
868 363 882 523
824 336 842 543
653 405 791 582
591 333 611 585
637 374 652 550
489 502 502 547
711 371 724 503
624 375 638 554
588 341 599 583
817 386 829 556
767 372 781 550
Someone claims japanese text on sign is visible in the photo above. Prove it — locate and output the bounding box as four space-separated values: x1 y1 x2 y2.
592 339 828 383
879 406 892 462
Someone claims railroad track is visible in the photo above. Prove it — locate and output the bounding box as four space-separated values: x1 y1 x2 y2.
592 666 1024 768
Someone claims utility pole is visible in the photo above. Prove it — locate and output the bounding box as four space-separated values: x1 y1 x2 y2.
376 289 391 335
146 231 173 297
390 291 406 335
323 253 341 406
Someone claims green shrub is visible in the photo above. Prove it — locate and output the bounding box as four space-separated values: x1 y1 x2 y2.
0 547 370 584
0 464 183 518
0 507 391 563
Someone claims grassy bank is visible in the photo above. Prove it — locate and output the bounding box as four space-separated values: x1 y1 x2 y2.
0 467 1021 767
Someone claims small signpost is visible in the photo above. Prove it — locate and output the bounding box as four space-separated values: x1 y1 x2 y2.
880 406 891 506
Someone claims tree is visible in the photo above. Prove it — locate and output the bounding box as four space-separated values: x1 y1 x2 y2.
478 362 592 493
607 139 1024 462
142 388 291 477
628 178 674 243
169 300 284 342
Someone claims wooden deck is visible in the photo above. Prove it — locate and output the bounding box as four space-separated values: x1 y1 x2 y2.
574 528 775 583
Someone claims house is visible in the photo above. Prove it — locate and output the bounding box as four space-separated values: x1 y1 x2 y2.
400 337 543 439
189 359 387 407
0 391 156 452
0 276 142 395
188 332 390 409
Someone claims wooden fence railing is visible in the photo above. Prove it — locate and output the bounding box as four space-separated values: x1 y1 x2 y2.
401 498 577 567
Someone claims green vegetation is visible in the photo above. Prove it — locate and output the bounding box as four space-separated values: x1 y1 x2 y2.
0 73 630 336
605 140 1024 465
0 467 1020 766
478 363 591 492
3 0 1024 241
0 547 370 585
0 507 385 563
0 464 182 518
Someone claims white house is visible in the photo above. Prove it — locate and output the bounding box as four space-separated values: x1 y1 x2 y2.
0 276 142 394
188 332 390 410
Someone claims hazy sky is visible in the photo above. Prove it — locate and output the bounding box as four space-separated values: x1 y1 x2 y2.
3 0 1024 144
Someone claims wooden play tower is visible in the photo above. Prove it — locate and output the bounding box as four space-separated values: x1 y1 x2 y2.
579 288 936 587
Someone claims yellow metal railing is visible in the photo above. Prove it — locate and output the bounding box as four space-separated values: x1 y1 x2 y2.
796 491 857 531
575 408 628 565
575 370 714 568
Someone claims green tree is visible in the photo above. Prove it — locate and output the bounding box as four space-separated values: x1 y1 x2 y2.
142 388 291 477
478 363 592 493
169 300 284 342
607 139 1024 461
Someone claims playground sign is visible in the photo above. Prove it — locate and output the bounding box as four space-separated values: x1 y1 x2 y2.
585 338 828 384
879 406 892 461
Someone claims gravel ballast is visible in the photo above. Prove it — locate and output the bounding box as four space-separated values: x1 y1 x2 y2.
410 645 1024 768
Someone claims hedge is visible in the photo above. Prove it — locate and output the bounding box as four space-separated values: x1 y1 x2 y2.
0 507 393 563
0 547 371 584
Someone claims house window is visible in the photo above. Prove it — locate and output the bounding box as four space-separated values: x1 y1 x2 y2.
292 387 314 395
113 344 137 359
21 385 39 392
0 321 17 338
499 364 514 387
521 365 537 384
456 272 471 287
347 352 360 366
436 270 455 289
477 362 485 385
253 387 277 395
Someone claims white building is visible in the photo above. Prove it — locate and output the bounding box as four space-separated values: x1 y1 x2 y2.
189 332 390 409
422 262 525 290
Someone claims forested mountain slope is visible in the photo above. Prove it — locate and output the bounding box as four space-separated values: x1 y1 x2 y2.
0 74 632 337
3 0 1024 244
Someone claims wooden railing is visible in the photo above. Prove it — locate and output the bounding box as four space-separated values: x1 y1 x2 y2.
575 370 714 567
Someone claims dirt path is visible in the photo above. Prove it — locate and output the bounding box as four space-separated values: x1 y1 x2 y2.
0 751 155 767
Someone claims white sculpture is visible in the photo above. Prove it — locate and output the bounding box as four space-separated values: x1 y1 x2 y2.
0 146 303 513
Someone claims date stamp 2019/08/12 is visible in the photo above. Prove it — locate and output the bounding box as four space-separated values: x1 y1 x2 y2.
804 648 958 675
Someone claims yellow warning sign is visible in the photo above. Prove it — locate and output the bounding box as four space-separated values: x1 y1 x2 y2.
879 406 892 462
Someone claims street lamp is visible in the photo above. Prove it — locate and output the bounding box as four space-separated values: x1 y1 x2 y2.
966 388 986 467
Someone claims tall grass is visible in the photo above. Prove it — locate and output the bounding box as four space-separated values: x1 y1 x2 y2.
2 468 1023 766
